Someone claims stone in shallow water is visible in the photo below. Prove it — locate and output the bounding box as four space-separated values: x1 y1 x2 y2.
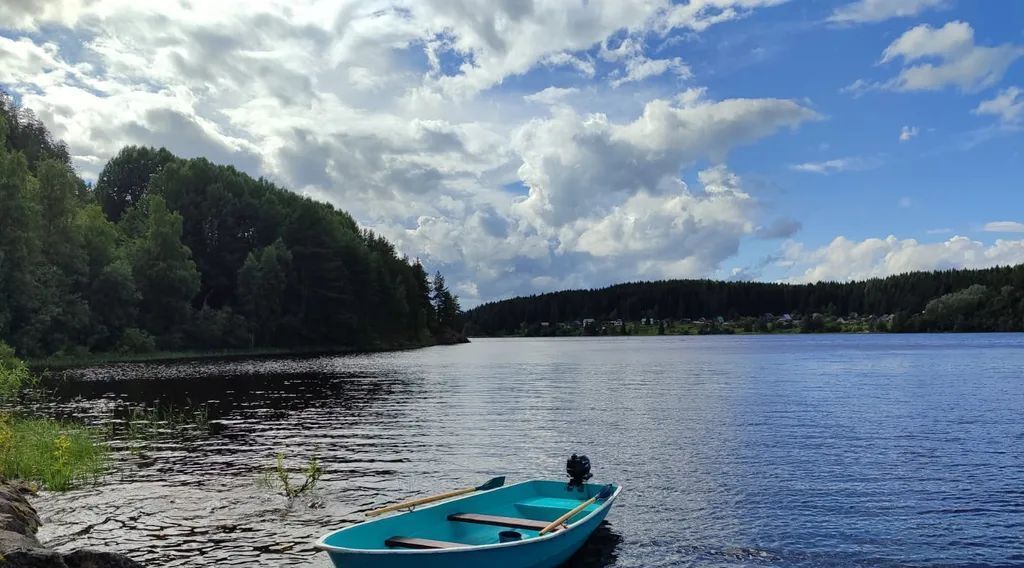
0 528 67 567
0 511 39 538
0 485 43 536
62 550 144 568
0 483 143 568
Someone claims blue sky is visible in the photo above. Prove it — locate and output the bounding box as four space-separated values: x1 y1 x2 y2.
2 1 1022 305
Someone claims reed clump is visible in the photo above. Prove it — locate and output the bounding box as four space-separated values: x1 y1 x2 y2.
120 403 210 441
258 453 323 498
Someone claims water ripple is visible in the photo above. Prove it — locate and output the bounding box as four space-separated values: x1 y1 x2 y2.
34 335 1024 567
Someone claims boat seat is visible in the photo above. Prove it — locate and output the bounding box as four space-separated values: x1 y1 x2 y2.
447 512 549 531
385 537 465 550
515 497 599 519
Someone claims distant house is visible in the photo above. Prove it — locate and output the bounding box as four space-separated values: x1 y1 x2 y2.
609 319 623 327
540 321 550 327
779 314 793 322
582 318 596 326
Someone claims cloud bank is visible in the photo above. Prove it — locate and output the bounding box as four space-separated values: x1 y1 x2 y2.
2 1 1021 305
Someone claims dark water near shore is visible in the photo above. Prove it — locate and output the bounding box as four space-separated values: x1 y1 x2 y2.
35 335 1024 567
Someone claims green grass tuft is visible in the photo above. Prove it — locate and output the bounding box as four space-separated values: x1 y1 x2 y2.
0 415 107 491
0 343 36 403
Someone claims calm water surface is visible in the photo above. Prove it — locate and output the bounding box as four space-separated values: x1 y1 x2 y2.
35 335 1024 567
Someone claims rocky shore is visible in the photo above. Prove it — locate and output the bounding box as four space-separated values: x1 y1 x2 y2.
0 483 142 567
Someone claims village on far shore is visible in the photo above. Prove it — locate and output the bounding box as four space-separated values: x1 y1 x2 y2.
474 312 903 337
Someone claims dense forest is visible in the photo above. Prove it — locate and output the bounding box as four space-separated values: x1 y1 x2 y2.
0 92 463 359
466 266 1024 335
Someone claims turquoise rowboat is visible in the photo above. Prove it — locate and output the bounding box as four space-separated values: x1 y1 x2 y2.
316 479 622 568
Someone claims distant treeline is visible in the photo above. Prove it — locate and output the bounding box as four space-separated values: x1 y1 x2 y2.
0 91 462 358
466 267 1024 335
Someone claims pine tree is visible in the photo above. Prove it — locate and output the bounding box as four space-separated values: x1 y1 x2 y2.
432 271 462 331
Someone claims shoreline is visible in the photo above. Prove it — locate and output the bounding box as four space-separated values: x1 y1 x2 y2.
29 336 470 371
467 329 1023 339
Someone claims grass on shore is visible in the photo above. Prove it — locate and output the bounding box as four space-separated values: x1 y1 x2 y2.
2 341 108 491
1 344 37 400
27 339 444 371
29 346 332 370
0 414 107 491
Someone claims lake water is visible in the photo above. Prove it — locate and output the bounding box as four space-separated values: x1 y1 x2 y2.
35 335 1024 567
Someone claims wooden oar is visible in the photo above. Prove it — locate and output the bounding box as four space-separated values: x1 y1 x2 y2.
538 484 614 535
366 476 505 518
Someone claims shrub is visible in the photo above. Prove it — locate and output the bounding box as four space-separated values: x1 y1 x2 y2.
115 328 156 354
0 342 35 403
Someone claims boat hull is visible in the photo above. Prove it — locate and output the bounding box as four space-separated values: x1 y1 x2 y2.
317 480 621 568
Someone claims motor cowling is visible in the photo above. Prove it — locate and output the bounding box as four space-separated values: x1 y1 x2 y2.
566 454 592 491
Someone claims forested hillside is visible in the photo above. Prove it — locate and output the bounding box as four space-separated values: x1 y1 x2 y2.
466 266 1024 335
0 93 463 358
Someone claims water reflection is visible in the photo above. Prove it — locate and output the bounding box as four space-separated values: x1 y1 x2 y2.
565 523 622 567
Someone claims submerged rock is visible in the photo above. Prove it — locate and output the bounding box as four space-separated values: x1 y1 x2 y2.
62 550 143 568
0 483 142 568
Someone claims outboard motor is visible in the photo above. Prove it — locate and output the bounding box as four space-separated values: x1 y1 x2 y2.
566 453 592 491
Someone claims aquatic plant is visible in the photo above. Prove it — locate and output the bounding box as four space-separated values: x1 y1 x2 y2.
259 453 323 499
123 403 209 436
0 414 107 491
111 402 210 454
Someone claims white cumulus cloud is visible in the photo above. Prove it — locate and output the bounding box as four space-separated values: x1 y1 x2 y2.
523 87 580 106
984 221 1024 233
974 87 1024 125
791 156 878 174
513 94 818 227
829 0 946 24
780 235 1024 283
847 21 1024 94
0 0 825 305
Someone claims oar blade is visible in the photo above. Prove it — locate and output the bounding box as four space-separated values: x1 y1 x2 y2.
477 476 505 491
